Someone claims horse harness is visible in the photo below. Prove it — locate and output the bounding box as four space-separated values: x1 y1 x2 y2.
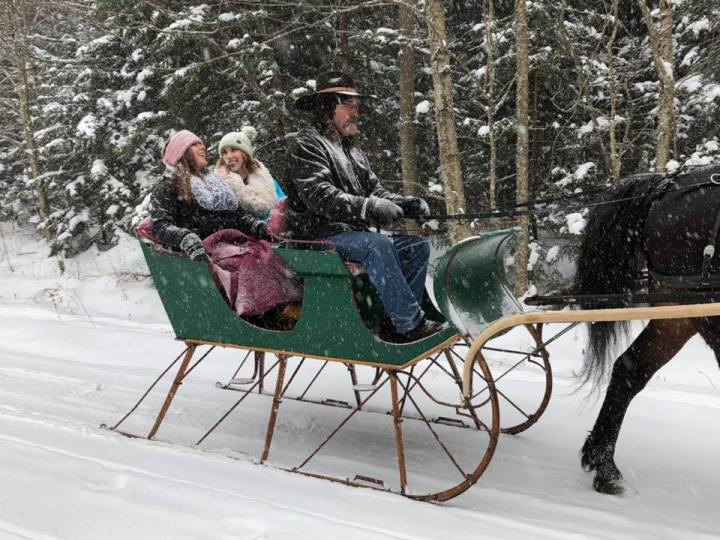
648 167 720 290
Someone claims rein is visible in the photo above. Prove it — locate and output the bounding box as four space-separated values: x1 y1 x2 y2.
415 166 720 289
423 169 720 223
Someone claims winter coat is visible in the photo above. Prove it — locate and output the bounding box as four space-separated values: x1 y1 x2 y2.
203 229 302 317
149 177 269 251
215 162 283 219
285 127 410 239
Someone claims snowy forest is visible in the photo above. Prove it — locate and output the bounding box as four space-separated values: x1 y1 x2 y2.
2 0 720 290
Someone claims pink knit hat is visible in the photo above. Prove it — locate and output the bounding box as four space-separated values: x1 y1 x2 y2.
161 130 202 168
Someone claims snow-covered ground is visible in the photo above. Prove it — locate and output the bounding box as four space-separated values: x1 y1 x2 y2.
1 222 719 540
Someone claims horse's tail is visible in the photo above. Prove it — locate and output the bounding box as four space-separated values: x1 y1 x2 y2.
575 173 664 382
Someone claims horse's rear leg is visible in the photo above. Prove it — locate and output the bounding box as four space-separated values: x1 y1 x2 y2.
581 318 697 495
697 317 720 370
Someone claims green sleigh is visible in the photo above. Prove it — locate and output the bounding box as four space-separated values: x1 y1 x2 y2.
110 229 556 502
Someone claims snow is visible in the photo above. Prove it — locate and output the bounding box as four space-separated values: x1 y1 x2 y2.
76 114 98 138
218 12 237 22
661 60 674 81
678 74 703 93
574 162 595 180
115 89 134 106
66 175 85 197
685 152 717 167
90 159 107 178
566 212 586 235
43 138 66 150
75 35 114 57
1 222 719 539
42 102 64 114
680 48 698 67
136 68 153 84
666 159 681 172
545 245 560 263
527 241 541 270
67 209 90 231
555 163 595 187
136 111 158 121
415 100 431 115
165 18 194 31
687 17 710 37
703 84 720 102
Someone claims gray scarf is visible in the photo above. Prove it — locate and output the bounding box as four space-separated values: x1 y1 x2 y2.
191 172 238 211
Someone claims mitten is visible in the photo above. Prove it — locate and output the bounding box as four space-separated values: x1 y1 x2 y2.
180 232 207 261
367 197 404 226
398 197 430 218
253 220 271 241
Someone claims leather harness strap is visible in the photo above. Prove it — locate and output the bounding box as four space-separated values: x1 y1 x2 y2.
650 170 720 289
700 173 720 277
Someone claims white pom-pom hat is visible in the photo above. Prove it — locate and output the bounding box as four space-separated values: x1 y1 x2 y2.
218 126 258 157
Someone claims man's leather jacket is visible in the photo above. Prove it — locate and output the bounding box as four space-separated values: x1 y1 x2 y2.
285 127 410 238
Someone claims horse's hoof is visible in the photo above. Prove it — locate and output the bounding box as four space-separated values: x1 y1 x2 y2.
593 473 626 495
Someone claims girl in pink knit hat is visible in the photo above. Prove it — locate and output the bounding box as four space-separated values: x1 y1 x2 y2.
148 129 302 328
149 130 270 261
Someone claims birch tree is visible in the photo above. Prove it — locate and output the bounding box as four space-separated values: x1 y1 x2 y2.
5 0 51 239
606 0 623 182
637 0 675 172
514 0 530 295
484 0 498 210
398 1 421 234
425 0 468 242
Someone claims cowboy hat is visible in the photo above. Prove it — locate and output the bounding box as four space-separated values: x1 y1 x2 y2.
294 71 372 111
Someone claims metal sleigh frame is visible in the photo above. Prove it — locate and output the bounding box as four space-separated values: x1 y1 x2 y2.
106 232 720 502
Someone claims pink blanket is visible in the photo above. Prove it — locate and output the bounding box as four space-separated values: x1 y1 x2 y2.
203 229 303 317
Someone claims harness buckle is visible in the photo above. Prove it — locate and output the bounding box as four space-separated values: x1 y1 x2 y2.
711 173 720 185
702 244 716 277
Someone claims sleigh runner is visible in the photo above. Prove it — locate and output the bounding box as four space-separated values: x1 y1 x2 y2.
110 165 720 500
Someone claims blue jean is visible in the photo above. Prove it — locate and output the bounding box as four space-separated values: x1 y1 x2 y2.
326 231 429 332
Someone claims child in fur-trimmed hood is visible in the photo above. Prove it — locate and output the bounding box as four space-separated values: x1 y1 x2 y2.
215 126 285 220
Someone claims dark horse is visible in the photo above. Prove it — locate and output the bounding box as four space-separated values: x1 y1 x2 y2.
575 163 720 495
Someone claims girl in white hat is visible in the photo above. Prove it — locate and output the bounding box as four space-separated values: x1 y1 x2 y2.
215 126 285 220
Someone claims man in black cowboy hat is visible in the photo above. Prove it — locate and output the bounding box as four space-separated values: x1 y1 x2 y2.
284 71 445 341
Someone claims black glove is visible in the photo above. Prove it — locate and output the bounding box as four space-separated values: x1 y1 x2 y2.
180 232 207 261
397 197 430 218
253 220 271 241
367 197 404 226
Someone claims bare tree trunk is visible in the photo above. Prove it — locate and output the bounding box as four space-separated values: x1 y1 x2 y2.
337 1 351 72
514 0 530 296
484 0 498 211
637 0 675 172
9 0 51 237
606 0 622 182
425 0 468 243
398 2 420 234
398 3 418 194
